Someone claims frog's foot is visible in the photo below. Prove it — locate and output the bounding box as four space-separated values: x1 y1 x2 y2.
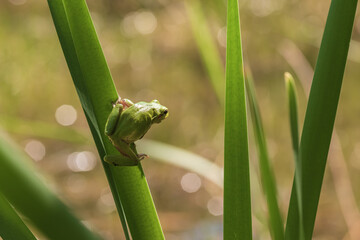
112 97 122 107
104 154 139 166
138 154 149 160
119 99 134 109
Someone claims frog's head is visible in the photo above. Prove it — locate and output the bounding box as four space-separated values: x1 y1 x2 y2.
151 100 169 123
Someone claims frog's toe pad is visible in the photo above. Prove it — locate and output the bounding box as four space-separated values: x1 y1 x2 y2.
112 97 121 107
138 154 149 160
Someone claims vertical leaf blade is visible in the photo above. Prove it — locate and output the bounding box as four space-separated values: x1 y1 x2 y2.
224 0 252 239
285 1 358 239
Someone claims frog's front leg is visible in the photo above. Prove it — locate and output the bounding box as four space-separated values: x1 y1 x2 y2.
105 103 123 136
119 98 134 108
114 140 141 162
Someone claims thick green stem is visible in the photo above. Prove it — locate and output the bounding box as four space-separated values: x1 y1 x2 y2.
47 0 164 239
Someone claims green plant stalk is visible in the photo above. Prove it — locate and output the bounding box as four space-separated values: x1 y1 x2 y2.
47 0 164 239
245 74 284 240
224 0 252 239
185 0 225 105
285 1 358 239
284 73 304 240
46 2 129 238
0 132 100 240
0 193 36 240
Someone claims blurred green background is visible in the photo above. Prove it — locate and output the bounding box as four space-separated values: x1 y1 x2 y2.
1 0 360 239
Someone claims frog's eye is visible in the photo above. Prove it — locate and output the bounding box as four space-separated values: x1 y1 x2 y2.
152 100 160 104
163 110 168 115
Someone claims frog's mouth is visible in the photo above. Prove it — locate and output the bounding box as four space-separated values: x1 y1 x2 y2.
163 110 169 118
154 110 169 123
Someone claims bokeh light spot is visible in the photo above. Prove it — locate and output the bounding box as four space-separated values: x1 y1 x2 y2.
24 140 46 161
55 104 77 126
121 12 137 37
67 151 97 172
100 189 115 207
180 173 202 193
97 188 116 214
66 174 87 194
134 11 157 35
207 196 223 216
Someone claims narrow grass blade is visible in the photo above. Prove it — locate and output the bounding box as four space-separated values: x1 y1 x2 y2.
0 132 100 240
138 139 223 188
285 1 358 239
224 0 252 239
0 116 89 144
284 73 304 240
245 72 284 240
0 193 36 240
185 0 225 104
47 1 164 239
282 41 360 240
285 73 299 155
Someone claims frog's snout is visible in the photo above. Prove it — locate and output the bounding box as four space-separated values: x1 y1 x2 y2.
153 108 169 123
163 109 169 118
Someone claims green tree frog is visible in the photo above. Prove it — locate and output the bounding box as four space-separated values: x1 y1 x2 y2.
104 98 169 166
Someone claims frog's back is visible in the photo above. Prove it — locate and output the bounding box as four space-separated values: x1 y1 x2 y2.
113 104 152 143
